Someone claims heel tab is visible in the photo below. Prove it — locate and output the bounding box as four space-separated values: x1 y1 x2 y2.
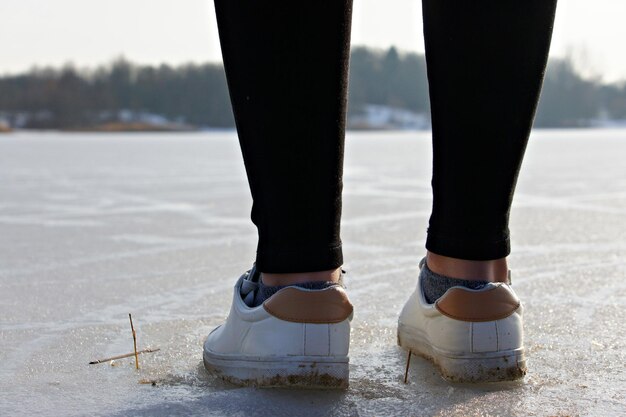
263 286 353 324
435 284 520 322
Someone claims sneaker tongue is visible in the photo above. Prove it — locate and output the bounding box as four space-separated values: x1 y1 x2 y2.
240 265 260 306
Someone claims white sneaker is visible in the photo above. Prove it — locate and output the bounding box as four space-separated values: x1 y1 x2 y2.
397 258 526 382
203 265 353 388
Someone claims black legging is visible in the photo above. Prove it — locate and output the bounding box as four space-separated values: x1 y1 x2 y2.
214 0 558 273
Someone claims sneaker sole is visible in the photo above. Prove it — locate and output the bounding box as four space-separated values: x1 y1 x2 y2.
203 348 349 389
397 323 526 383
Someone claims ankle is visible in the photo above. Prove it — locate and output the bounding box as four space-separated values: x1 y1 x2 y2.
261 267 342 286
426 251 508 282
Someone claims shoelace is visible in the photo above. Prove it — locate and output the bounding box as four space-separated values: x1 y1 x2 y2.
239 264 261 306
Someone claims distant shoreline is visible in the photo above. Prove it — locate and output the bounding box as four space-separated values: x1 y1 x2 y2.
65 122 198 132
3 126 626 135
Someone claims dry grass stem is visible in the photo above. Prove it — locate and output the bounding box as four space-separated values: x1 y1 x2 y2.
129 313 139 370
89 348 160 365
404 350 412 384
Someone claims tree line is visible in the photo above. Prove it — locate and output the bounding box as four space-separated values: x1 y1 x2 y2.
1 46 625 129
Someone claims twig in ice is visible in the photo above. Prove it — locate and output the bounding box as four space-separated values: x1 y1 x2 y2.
404 350 412 384
129 313 139 370
89 348 160 365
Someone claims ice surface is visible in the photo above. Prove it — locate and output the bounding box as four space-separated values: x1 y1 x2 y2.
0 130 625 416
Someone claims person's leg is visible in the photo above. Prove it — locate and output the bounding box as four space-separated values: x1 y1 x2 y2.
398 0 557 382
423 0 557 273
214 0 352 281
204 0 354 388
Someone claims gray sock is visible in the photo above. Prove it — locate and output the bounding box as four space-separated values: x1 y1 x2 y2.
252 279 337 307
420 261 490 304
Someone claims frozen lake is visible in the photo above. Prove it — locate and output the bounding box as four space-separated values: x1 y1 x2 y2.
0 129 625 416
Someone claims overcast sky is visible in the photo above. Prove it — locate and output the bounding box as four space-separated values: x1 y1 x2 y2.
1 0 624 82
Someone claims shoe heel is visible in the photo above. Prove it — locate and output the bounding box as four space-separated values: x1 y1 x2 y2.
398 328 526 383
